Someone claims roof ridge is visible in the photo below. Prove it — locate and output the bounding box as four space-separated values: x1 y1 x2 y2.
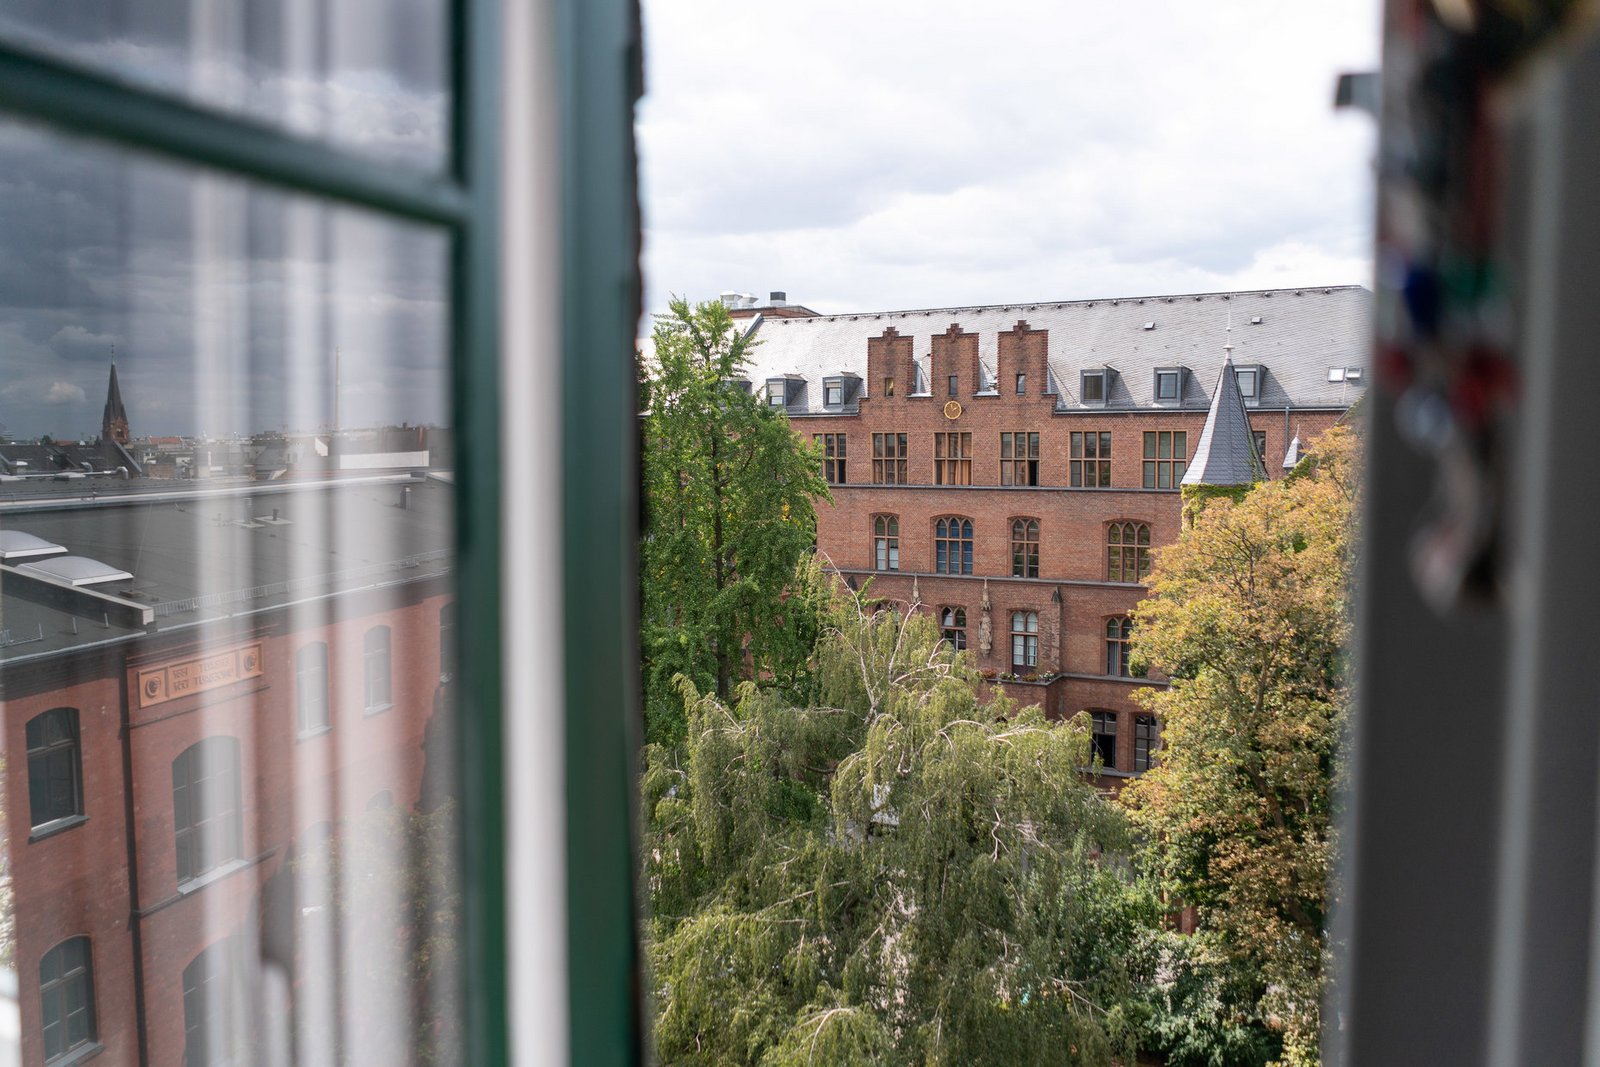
768 284 1370 324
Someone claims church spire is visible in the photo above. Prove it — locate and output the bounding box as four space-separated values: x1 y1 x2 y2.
101 355 129 446
1181 328 1265 488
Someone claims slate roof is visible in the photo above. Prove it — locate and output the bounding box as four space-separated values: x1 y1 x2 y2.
735 285 1370 415
1183 352 1266 487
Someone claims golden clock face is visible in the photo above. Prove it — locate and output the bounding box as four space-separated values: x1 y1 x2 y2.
943 400 962 420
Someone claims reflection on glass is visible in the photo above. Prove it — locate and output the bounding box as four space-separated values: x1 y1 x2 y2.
0 1 450 170
0 120 459 1066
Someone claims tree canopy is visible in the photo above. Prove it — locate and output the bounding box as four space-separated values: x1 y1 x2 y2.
639 296 831 744
643 591 1159 1066
1121 425 1361 1066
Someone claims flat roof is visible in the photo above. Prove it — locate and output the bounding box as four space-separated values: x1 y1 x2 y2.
0 474 454 664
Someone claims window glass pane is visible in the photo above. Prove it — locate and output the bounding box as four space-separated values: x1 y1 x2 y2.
0 121 462 1064
0 1 450 170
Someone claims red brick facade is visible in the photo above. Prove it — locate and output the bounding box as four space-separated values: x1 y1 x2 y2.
799 320 1347 778
4 582 451 1066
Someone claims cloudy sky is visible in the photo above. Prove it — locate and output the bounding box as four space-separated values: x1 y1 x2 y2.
638 0 1382 318
0 3 449 441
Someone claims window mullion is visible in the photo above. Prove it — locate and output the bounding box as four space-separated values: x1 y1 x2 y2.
0 41 471 227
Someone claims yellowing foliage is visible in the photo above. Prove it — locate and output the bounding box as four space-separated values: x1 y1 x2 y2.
1122 425 1360 1067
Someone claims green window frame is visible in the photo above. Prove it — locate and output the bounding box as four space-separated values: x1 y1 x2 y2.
0 2 646 1063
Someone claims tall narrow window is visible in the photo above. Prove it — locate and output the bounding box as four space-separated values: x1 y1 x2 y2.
1142 430 1188 488
296 642 330 735
1015 373 1026 395
1000 431 1041 486
1011 519 1040 578
172 738 243 885
39 937 96 1063
1107 522 1152 582
934 517 974 575
940 607 968 651
1090 711 1119 769
1253 429 1268 466
183 939 241 1067
26 707 83 831
1105 616 1135 677
1010 610 1039 671
883 376 895 398
947 374 959 397
872 432 908 484
934 432 972 485
1070 431 1112 487
365 626 393 712
1134 715 1162 772
814 433 847 483
874 515 900 571
440 601 456 683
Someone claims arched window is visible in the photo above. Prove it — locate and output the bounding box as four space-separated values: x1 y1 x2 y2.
940 606 967 650
1107 522 1152 582
1105 616 1135 677
365 625 393 712
1010 518 1040 578
183 939 242 1067
26 707 83 831
296 642 330 735
1011 610 1039 671
172 737 242 885
934 517 974 575
39 937 96 1063
873 515 900 571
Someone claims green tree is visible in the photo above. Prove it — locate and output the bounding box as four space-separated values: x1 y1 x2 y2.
643 589 1158 1066
639 296 831 744
1121 425 1361 1066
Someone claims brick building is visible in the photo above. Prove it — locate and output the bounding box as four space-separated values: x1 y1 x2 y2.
1 472 455 1066
734 285 1368 779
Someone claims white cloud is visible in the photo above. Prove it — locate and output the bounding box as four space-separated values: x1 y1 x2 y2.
639 0 1381 315
44 381 87 405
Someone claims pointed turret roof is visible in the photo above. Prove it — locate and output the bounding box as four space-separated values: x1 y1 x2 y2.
103 361 127 428
1182 349 1265 487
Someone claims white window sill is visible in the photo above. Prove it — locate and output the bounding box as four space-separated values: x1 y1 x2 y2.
48 1040 105 1067
29 814 87 843
178 858 251 895
363 702 394 717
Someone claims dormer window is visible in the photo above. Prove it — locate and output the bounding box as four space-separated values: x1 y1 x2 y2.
824 380 844 407
722 377 752 394
1154 368 1182 403
766 378 788 408
1080 369 1108 406
1234 366 1260 400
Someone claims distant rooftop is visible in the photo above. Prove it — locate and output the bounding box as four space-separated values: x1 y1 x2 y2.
0 473 453 665
734 285 1370 415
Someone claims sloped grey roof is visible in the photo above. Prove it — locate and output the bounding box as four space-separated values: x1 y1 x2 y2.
1183 352 1266 487
737 285 1370 414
